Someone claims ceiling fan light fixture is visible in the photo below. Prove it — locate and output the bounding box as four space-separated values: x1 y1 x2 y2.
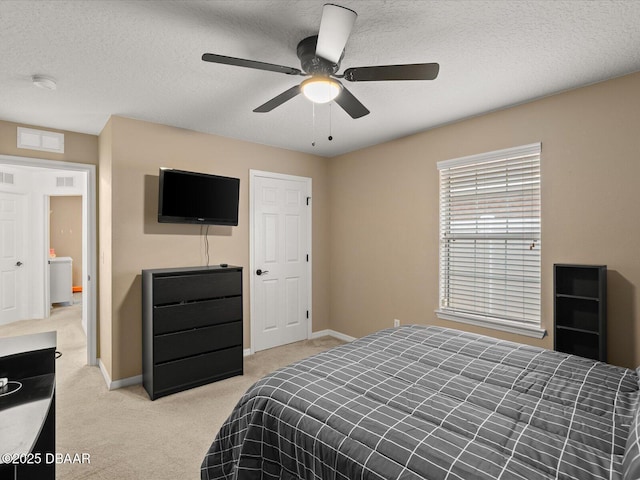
301 77 341 104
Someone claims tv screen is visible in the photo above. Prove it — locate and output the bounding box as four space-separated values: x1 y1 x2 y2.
158 168 240 226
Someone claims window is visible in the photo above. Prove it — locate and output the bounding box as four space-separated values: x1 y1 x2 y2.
437 143 543 338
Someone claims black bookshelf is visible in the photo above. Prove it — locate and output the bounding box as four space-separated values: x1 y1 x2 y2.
554 264 606 362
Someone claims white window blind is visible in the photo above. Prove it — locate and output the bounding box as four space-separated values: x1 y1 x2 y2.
437 143 542 337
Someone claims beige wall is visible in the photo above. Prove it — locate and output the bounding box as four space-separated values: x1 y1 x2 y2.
98 118 113 375
328 71 640 369
4 71 639 382
101 116 330 380
49 196 83 285
0 120 98 165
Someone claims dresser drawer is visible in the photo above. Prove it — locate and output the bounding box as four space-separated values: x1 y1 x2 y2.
153 270 241 305
154 321 242 364
153 346 243 395
153 296 242 335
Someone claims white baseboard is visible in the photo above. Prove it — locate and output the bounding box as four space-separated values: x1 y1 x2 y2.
311 329 356 343
98 358 142 391
242 330 356 358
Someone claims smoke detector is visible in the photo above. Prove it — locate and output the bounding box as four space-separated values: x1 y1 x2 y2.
32 75 57 90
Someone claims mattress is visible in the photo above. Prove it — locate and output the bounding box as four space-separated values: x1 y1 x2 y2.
201 325 640 480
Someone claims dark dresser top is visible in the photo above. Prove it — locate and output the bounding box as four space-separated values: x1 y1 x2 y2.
0 331 56 456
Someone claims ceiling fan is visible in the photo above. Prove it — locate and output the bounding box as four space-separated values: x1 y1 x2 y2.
201 3 439 119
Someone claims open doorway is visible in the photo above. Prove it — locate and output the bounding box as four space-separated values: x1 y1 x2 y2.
0 154 96 366
48 195 84 329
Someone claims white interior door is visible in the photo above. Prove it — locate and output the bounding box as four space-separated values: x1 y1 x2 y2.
251 171 311 352
0 192 27 325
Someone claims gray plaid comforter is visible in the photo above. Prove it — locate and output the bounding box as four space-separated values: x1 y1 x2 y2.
201 325 640 480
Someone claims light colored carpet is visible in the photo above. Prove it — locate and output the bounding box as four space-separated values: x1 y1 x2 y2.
0 298 344 479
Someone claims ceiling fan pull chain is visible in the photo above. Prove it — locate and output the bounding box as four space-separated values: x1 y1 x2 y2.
311 102 316 147
328 103 333 141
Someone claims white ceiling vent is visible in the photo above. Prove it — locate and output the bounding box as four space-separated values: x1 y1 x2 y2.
17 127 65 153
56 176 74 187
0 172 15 185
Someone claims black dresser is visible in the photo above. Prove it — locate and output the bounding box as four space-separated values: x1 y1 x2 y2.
142 265 243 400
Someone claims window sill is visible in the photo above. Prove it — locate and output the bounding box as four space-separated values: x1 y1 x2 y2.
435 310 547 339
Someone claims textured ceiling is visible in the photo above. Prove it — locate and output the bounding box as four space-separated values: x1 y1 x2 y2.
1 0 640 157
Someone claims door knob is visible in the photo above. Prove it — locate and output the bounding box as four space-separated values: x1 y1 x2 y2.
15 261 23 267
256 269 269 276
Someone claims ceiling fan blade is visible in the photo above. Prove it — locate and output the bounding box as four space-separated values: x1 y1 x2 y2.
202 53 302 76
315 4 357 64
334 83 369 119
253 85 301 113
343 63 440 82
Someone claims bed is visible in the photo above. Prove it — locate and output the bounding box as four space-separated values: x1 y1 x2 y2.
201 325 640 480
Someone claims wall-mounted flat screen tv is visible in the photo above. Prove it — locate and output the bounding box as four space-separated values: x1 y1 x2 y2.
158 168 240 226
